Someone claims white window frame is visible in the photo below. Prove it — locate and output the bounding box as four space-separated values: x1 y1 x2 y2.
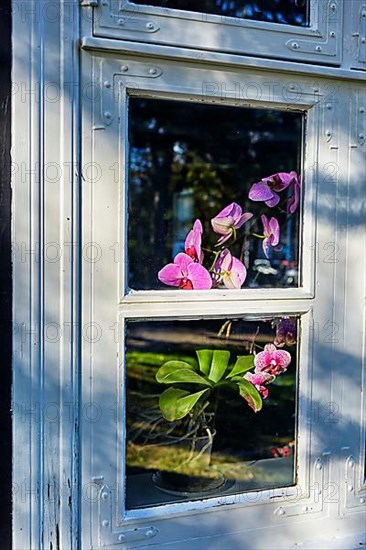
79 48 366 547
92 0 343 65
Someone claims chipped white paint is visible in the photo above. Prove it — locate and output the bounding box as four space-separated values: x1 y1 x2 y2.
12 1 365 548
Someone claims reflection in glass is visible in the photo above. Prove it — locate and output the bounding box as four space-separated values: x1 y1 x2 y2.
126 317 298 509
132 0 309 27
128 98 303 290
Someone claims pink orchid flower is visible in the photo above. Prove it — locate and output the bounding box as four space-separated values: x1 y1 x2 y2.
274 317 297 347
244 371 275 399
184 219 204 263
254 343 291 376
248 171 300 213
261 214 280 258
214 249 247 289
158 252 212 290
287 173 301 214
211 203 253 246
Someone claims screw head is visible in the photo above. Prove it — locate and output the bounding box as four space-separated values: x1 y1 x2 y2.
146 22 154 30
118 534 126 542
330 31 335 37
149 68 158 76
316 45 322 52
104 80 111 88
102 520 109 527
292 42 300 49
101 492 109 500
121 65 128 72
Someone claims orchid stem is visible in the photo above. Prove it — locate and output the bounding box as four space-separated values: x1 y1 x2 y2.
209 250 221 271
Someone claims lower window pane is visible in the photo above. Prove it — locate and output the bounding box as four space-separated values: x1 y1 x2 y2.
126 317 298 509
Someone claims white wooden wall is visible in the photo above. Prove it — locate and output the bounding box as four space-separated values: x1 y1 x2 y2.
12 1 366 548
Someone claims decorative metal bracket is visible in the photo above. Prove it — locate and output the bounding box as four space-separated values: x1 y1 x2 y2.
356 5 366 64
286 1 340 59
342 455 366 512
108 1 160 34
349 90 365 148
274 456 328 518
98 485 159 547
94 59 163 129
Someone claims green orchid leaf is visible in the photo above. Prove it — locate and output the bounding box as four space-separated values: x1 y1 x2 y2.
196 349 213 376
225 355 255 379
159 387 210 421
208 350 231 383
233 378 263 413
156 361 211 386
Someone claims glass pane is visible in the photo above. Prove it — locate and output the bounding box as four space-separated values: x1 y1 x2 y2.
126 316 298 509
131 0 309 27
128 98 303 291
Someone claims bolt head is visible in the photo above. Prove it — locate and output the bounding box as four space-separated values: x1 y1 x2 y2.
101 492 109 500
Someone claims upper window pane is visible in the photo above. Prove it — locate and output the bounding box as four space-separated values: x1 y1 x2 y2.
128 98 303 292
131 0 309 26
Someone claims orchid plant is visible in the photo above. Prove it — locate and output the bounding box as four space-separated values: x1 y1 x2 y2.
155 317 297 447
157 171 300 290
154 171 300 469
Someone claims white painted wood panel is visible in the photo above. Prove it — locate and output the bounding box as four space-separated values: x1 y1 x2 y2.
12 1 366 548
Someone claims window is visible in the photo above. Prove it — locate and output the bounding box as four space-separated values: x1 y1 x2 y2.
126 316 299 509
131 0 310 26
128 97 303 291
92 0 342 65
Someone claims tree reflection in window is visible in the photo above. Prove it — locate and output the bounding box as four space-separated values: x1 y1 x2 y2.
131 0 309 26
128 98 303 291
